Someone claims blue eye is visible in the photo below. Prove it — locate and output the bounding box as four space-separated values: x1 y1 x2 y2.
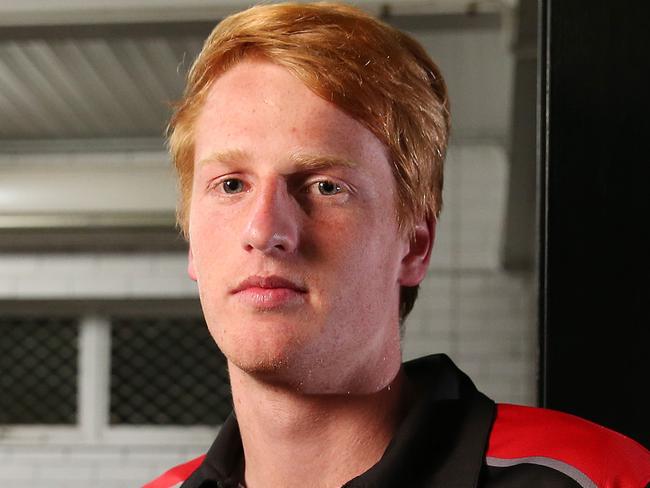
222 179 244 194
317 180 341 195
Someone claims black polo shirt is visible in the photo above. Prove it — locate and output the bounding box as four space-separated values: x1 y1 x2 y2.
146 354 650 488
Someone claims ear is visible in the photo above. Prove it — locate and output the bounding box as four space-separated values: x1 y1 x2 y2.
398 217 435 286
187 245 198 282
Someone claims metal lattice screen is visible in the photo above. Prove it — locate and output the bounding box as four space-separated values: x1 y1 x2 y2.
110 316 231 425
0 316 78 424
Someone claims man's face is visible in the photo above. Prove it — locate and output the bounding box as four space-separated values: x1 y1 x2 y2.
188 59 428 394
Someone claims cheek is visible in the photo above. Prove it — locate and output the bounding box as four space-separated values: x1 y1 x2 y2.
190 198 240 244
189 213 236 283
311 212 401 291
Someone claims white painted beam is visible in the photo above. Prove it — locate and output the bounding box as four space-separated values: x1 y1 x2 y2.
0 151 176 219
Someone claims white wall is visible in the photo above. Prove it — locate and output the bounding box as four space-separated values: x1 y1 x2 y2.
404 145 537 407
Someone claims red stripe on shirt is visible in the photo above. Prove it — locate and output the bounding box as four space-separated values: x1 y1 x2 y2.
142 454 206 488
487 403 650 487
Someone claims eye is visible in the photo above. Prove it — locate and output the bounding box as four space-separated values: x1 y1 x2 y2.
221 178 245 194
314 180 342 196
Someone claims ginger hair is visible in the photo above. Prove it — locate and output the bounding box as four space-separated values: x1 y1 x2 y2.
167 2 450 321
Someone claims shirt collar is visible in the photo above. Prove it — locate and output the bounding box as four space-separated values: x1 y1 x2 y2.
344 355 495 487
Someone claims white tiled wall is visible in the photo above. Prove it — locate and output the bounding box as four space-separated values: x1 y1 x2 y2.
404 270 536 405
403 144 537 406
0 444 205 488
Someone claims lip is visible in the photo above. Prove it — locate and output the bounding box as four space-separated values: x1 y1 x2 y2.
232 275 307 294
231 275 307 309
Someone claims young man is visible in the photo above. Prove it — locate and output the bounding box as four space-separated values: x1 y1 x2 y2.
146 3 650 487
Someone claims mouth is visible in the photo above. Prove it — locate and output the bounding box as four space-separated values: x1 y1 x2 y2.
231 275 308 309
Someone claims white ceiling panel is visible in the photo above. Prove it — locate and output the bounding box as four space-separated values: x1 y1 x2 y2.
0 25 205 141
0 11 510 144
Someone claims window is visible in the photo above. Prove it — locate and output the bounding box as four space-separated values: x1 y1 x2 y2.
0 316 78 424
110 316 231 425
0 301 229 445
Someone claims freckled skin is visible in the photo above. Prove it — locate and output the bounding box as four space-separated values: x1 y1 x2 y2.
187 59 425 394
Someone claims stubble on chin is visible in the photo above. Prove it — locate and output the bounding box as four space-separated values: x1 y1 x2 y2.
213 322 307 385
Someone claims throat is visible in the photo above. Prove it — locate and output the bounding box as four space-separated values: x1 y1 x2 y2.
233 369 409 488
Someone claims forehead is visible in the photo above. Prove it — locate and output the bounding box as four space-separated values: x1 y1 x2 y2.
192 59 390 172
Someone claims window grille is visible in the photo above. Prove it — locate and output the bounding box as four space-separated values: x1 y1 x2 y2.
109 316 231 425
0 316 78 424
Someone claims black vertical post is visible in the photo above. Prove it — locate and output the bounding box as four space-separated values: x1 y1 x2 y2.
540 0 650 447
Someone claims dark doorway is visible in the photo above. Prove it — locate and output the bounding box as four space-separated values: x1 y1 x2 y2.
539 0 650 448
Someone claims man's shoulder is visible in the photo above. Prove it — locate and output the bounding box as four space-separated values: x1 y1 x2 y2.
141 402 650 488
487 403 650 487
142 455 205 488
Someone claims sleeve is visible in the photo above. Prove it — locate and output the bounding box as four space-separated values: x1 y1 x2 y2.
487 404 650 488
142 455 206 488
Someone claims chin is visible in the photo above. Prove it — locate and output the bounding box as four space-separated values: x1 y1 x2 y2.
231 355 290 377
227 350 321 391
227 343 293 373
211 319 308 375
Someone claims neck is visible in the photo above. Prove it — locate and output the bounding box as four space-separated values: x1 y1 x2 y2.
229 364 409 488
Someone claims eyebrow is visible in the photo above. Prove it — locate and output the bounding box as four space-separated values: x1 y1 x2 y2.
289 152 358 171
197 149 358 171
197 148 249 167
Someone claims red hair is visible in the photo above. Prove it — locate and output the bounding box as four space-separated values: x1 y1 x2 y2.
168 2 450 320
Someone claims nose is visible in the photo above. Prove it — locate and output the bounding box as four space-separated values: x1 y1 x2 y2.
242 179 300 255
